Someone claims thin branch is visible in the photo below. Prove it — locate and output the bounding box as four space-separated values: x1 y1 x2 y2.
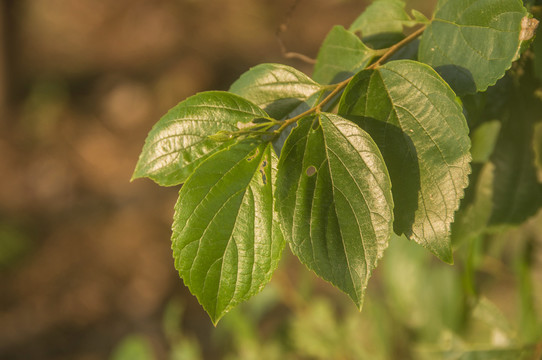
276 0 317 65
275 25 426 134
281 50 317 65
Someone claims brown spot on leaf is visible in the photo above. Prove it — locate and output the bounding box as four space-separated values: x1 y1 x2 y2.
306 166 317 177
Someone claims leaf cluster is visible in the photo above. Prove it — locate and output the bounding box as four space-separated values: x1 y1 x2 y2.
133 0 540 327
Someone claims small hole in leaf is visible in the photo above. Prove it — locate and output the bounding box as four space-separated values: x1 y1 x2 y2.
306 166 317 177
259 160 268 184
260 169 267 184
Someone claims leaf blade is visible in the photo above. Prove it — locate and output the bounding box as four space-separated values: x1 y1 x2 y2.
172 140 284 324
132 91 268 186
275 113 393 307
418 0 527 95
349 0 415 49
229 63 324 119
313 25 376 85
229 63 327 156
339 60 471 262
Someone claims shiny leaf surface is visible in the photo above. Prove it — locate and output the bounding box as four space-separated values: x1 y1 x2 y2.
339 60 471 262
172 140 284 324
133 91 267 186
275 113 393 308
229 63 324 120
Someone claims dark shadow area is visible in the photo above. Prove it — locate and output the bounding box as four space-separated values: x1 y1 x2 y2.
329 70 356 85
343 115 421 238
488 71 542 226
434 64 476 96
362 32 404 50
389 38 420 62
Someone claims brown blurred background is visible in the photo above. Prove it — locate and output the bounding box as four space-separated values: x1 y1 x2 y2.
0 1 440 359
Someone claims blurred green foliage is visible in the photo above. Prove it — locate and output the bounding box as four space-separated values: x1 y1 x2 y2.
109 221 542 359
0 222 32 269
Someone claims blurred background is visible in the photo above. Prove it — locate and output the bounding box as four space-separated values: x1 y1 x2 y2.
1 0 541 359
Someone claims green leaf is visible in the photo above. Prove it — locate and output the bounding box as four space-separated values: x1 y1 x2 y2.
411 9 430 24
349 0 415 49
470 120 501 163
229 63 327 156
451 162 495 243
171 140 284 325
487 109 542 227
484 74 542 227
339 60 471 263
229 63 324 120
454 74 542 240
132 91 268 186
418 0 527 95
275 113 394 308
313 26 376 85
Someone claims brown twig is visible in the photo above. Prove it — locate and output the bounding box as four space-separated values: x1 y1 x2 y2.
276 0 317 65
275 25 426 134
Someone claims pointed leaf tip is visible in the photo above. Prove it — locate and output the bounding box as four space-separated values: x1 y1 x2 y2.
172 140 284 323
276 113 394 307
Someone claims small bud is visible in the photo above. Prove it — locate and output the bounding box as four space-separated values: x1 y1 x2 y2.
208 131 233 142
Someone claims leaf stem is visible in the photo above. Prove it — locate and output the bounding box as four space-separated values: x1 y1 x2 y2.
275 25 426 134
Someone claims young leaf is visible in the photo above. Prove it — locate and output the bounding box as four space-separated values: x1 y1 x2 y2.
349 0 416 49
229 63 324 120
275 113 394 308
339 60 471 263
313 25 376 85
418 0 527 95
229 63 327 156
132 91 268 186
171 140 284 325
